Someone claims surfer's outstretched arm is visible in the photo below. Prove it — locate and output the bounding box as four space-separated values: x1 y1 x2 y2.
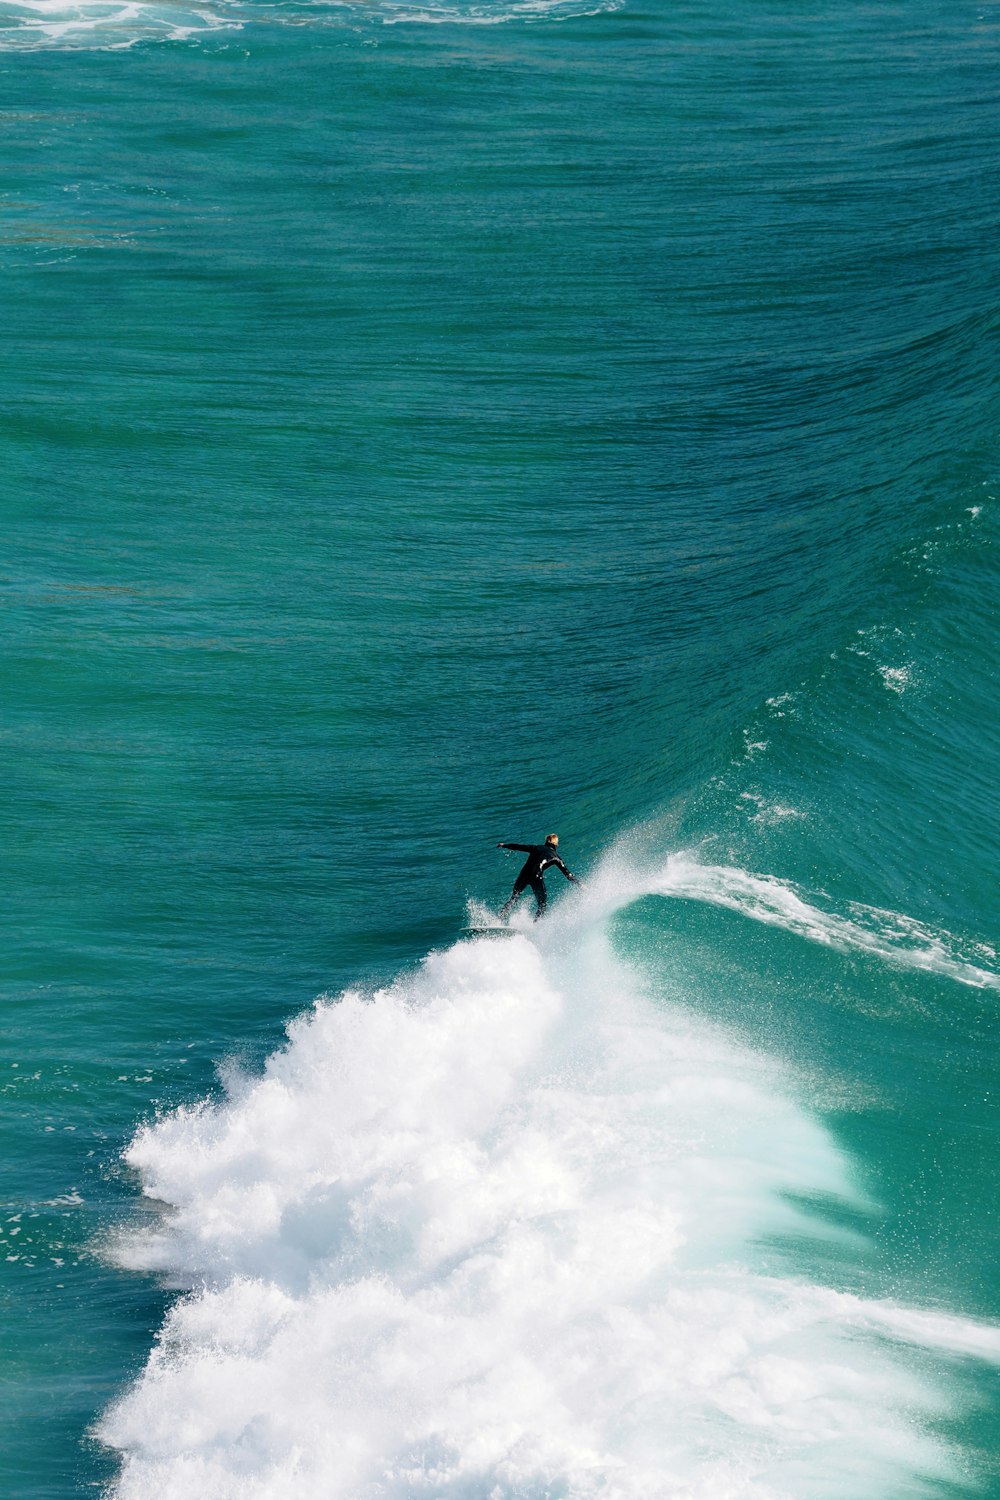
497 842 532 852
553 857 579 883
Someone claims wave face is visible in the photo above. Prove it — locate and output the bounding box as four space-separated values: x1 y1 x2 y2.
100 873 1000 1498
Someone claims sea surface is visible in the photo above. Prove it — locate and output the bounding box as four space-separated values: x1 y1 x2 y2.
2 0 999 1495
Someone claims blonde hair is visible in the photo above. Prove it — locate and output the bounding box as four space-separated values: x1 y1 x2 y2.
546 833 559 845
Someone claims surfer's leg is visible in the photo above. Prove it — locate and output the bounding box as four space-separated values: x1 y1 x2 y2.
530 878 547 919
499 877 527 920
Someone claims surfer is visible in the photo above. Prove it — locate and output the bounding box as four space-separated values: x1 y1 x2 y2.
496 834 580 920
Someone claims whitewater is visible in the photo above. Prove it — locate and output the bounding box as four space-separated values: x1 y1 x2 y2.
0 0 617 52
101 855 1000 1499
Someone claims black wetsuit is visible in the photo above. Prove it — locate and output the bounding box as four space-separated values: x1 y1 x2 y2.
497 842 578 919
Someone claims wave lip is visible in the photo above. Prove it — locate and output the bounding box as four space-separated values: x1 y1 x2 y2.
101 917 1000 1498
649 854 1000 993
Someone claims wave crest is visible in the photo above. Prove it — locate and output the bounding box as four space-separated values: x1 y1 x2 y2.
647 855 1000 992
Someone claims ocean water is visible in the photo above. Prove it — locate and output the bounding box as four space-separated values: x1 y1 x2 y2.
2 0 998 1495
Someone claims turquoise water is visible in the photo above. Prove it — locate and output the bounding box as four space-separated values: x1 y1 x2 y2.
2 0 998 1494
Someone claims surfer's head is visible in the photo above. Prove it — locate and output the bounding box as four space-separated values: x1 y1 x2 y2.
546 834 559 846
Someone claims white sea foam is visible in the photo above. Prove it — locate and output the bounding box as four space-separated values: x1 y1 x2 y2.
0 0 615 51
646 854 1000 992
379 0 618 23
739 729 770 759
0 0 237 49
877 664 912 694
739 794 806 827
101 886 999 1498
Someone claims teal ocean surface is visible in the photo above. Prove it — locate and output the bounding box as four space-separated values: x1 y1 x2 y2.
2 0 999 1495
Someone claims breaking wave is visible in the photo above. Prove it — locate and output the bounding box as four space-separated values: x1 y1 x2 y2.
646 855 1000 993
100 868 1000 1498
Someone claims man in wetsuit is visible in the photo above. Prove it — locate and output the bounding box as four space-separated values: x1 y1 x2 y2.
496 834 580 920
